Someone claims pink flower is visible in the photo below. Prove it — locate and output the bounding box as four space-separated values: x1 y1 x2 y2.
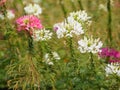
116 52 120 58
0 0 6 6
99 47 118 58
16 15 43 34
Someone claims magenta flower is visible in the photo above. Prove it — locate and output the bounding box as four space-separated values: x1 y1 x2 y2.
16 15 43 34
99 47 118 58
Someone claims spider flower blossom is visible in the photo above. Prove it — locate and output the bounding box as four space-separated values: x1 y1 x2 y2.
105 62 120 76
32 28 53 41
78 36 103 54
24 3 42 17
0 9 15 20
99 47 119 58
16 15 43 33
6 10 15 20
53 10 91 38
44 52 60 65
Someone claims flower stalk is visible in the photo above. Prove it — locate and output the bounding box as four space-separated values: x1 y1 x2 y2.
59 0 67 18
90 53 95 69
68 37 75 61
78 0 84 10
107 0 112 46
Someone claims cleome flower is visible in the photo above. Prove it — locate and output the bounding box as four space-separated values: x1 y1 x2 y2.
99 47 119 58
68 10 91 24
53 10 91 38
32 28 53 41
6 10 15 20
16 15 43 34
44 52 60 65
78 36 103 54
105 62 120 76
0 9 15 20
24 3 42 17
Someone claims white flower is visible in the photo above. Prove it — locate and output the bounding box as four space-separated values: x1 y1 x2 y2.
0 13 4 20
105 63 120 76
53 10 91 38
69 10 91 23
32 28 53 41
99 4 107 12
44 52 60 65
53 22 66 38
24 3 42 17
6 10 15 20
0 10 15 20
78 36 103 53
52 52 61 60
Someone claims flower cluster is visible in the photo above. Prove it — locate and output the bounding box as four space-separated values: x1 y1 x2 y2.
98 47 120 76
78 36 103 53
16 15 43 33
53 10 91 38
99 47 120 59
44 52 60 65
105 62 120 76
32 28 53 41
0 10 15 20
24 3 42 17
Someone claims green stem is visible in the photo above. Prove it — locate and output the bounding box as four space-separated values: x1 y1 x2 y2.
68 37 75 61
87 0 91 11
70 0 76 11
78 0 84 10
107 0 112 46
28 36 34 54
59 0 67 18
43 41 53 58
90 53 95 71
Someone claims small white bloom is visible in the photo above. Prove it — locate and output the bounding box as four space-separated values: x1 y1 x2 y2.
99 4 107 12
44 52 60 65
24 3 42 17
69 10 91 23
105 63 120 76
52 52 60 60
53 22 66 38
0 13 4 20
32 28 53 41
0 10 15 20
6 10 15 20
78 36 103 54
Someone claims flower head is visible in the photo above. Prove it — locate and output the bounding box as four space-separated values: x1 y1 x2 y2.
6 10 15 20
53 10 91 38
78 36 103 54
44 52 60 65
99 47 119 58
32 28 53 41
16 15 43 33
105 62 120 76
0 9 15 20
24 3 42 17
